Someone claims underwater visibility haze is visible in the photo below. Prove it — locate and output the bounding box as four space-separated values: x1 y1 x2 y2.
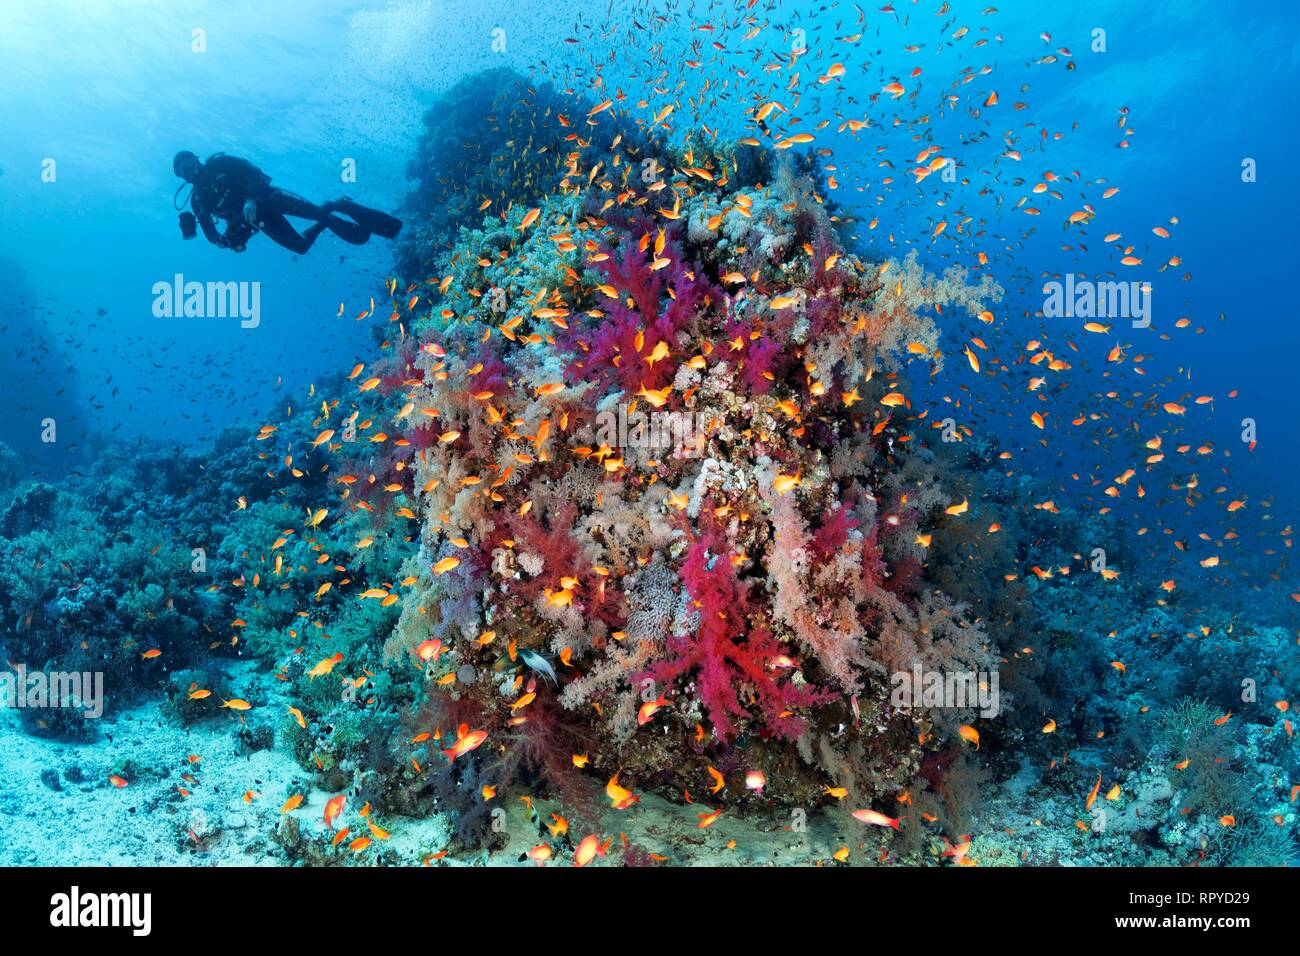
1 0 1299 887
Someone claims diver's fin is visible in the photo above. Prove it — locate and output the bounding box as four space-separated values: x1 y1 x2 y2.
331 198 403 239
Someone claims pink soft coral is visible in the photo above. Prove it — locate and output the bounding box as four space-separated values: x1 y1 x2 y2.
810 504 860 561
562 227 717 396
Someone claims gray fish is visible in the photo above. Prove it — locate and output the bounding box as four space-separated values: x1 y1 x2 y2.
519 649 557 685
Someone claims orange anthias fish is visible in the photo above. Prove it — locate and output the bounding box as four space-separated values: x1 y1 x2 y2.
606 773 640 810
1085 773 1103 812
324 794 346 828
443 724 489 762
573 833 609 867
526 844 553 865
697 808 723 828
941 836 975 866
636 694 669 726
852 808 902 830
414 639 443 663
308 652 344 679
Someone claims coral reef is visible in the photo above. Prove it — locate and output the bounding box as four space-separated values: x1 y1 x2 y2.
3 67 1293 870
365 69 1015 847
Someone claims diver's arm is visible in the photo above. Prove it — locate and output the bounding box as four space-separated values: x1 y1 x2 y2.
196 210 227 247
191 188 230 248
190 186 223 244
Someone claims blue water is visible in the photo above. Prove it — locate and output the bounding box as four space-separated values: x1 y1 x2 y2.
1 0 553 448
0 0 1296 871
3 0 1295 503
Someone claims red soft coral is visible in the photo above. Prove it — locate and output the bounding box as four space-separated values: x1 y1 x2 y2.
723 313 786 396
498 502 624 629
640 533 828 741
810 504 860 561
561 228 717 397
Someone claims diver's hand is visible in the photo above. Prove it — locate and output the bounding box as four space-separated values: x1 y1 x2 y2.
242 198 258 225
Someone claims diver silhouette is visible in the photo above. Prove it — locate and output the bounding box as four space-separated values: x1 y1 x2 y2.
172 150 402 254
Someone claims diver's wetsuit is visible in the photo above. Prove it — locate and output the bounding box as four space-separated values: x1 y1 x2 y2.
189 154 375 254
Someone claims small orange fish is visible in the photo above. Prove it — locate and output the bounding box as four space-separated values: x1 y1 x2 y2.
443 725 488 762
526 844 553 865
574 834 608 867
308 652 344 679
606 773 640 810
432 556 461 576
1085 773 1102 812
637 694 669 726
697 808 723 828
414 639 443 662
851 808 901 830
324 794 346 829
941 835 973 865
707 767 726 794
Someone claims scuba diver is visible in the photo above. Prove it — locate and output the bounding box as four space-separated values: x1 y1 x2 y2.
172 150 402 254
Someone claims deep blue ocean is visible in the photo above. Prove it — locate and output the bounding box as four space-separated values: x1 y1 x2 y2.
3 0 1296 510
0 0 1296 881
